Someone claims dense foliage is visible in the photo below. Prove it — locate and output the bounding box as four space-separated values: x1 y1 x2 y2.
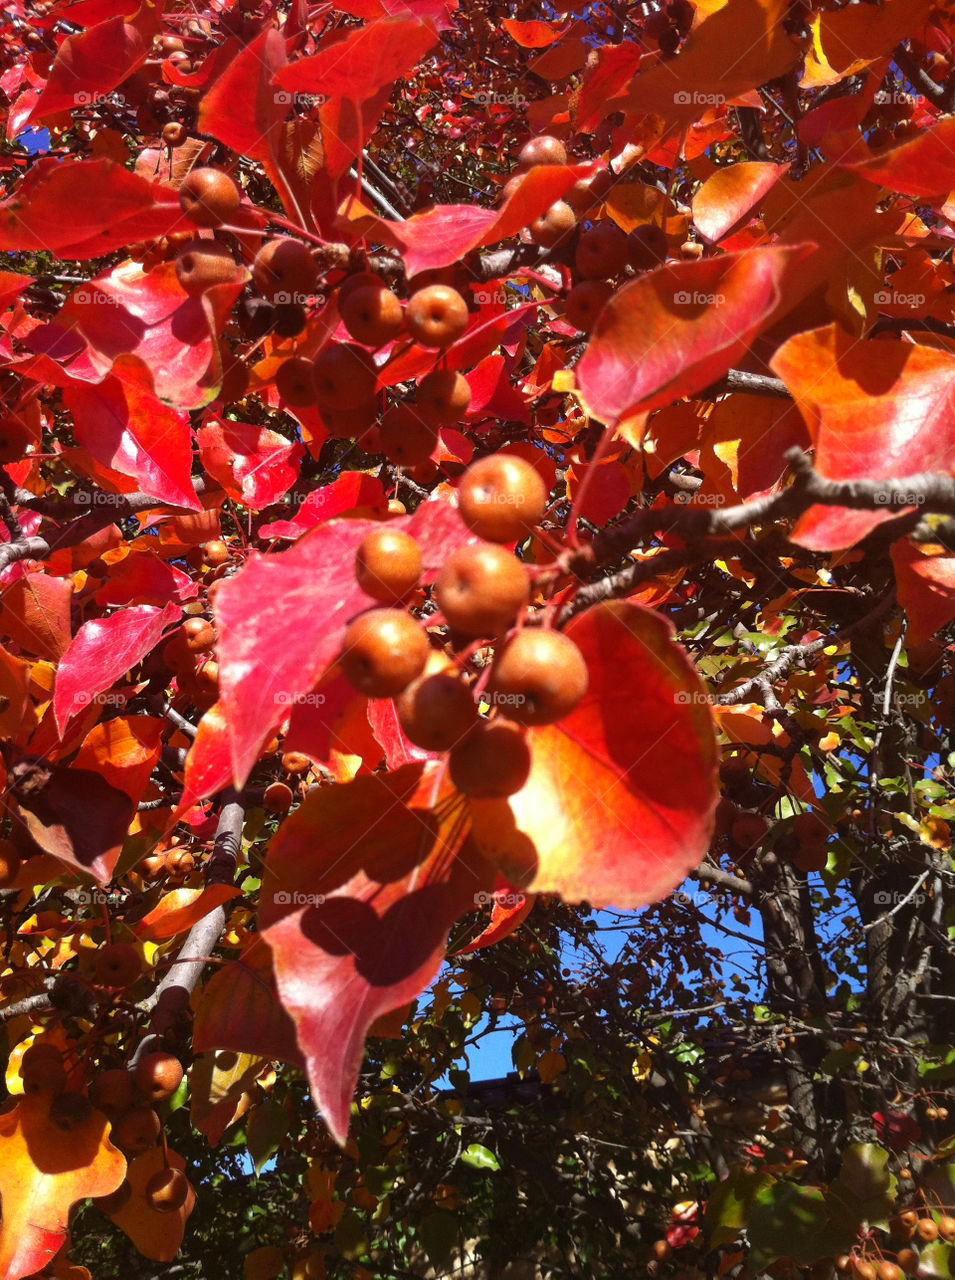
1 0 955 1277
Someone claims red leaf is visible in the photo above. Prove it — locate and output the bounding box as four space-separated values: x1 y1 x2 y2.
259 764 494 1142
454 881 535 955
692 162 789 244
53 603 180 734
216 501 474 787
135 885 243 943
180 702 233 811
576 246 811 422
197 418 304 510
770 325 955 550
846 115 955 198
0 573 72 659
93 549 197 608
72 715 163 809
501 18 567 46
193 936 303 1065
276 17 439 102
22 6 159 129
0 269 33 309
891 539 955 648
62 358 199 508
0 157 183 258
470 603 719 906
258 473 387 540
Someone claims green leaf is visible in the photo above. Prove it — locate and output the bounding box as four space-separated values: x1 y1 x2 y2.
460 1143 501 1172
748 1182 848 1269
418 1211 459 1267
246 1099 287 1174
827 1143 896 1232
705 1168 775 1247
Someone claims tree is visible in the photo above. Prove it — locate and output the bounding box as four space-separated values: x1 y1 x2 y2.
0 0 954 1276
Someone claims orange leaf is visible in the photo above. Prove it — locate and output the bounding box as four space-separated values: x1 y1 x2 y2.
135 884 243 942
108 1145 195 1261
891 539 955 648
0 1094 126 1280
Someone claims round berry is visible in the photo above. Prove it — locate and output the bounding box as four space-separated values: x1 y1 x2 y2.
162 121 187 148
488 628 588 726
731 813 769 850
378 404 437 466
145 1167 190 1213
20 1042 66 1096
323 400 378 439
449 720 532 797
178 167 241 228
565 279 613 332
565 166 613 214
434 544 530 636
182 616 215 652
264 781 294 813
575 222 629 279
94 942 143 989
114 1105 161 1154
251 238 317 302
528 200 576 248
405 285 468 348
281 751 311 775
340 609 429 698
396 670 478 751
89 1068 135 1112
416 368 471 425
174 241 238 296
275 355 316 407
134 1052 183 1102
895 1251 919 1276
340 283 404 347
916 1220 939 1243
518 135 567 168
313 343 377 411
355 528 423 603
628 223 668 271
458 454 547 543
939 1216 955 1243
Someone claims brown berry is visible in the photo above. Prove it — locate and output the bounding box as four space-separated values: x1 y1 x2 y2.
938 1217 955 1243
182 616 215 652
565 166 613 213
178 167 241 228
89 1068 135 1112
731 813 769 850
916 1220 938 1243
518 135 568 167
878 1264 903 1280
313 343 377 411
114 1105 161 1154
396 670 479 751
340 283 404 347
134 1052 183 1103
162 121 187 148
488 628 588 726
340 609 429 698
405 285 468 348
94 942 143 988
565 279 613 332
528 200 576 248
575 222 629 278
145 1166 190 1213
323 400 379 440
652 1241 673 1262
174 240 238 296
20 1042 66 1096
281 752 311 775
416 368 471 425
355 529 423 603
264 781 294 813
275 355 316 407
202 539 230 566
895 1250 919 1275
251 238 317 302
434 544 530 637
458 454 547 543
378 404 437 467
449 720 532 797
